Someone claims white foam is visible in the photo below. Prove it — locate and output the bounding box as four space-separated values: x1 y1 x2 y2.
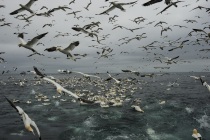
195 114 210 128
185 107 194 114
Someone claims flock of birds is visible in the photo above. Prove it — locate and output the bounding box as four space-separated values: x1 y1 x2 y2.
0 0 210 139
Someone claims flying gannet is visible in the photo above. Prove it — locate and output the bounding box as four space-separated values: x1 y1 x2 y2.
44 41 79 61
18 32 48 55
200 77 210 92
98 1 137 15
5 96 41 140
107 72 121 84
33 66 94 104
10 0 37 15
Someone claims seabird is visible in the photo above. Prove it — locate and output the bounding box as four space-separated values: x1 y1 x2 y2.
200 77 210 92
98 1 137 15
5 96 41 140
18 32 48 55
44 41 79 61
33 66 94 104
143 0 172 6
107 72 120 84
131 105 144 112
10 0 37 15
157 1 184 15
121 70 140 76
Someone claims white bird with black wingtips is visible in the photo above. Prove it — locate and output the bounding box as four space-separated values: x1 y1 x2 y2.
4 96 41 140
44 41 79 61
18 32 48 55
10 0 38 15
200 77 210 92
33 66 94 104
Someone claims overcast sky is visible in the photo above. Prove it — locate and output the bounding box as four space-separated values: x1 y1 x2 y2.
0 0 210 73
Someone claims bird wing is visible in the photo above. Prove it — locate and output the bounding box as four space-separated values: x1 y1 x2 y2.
122 70 131 72
98 6 115 15
88 74 101 79
30 120 41 140
61 88 79 99
44 47 57 52
64 41 79 51
26 32 48 47
18 33 27 45
143 0 162 6
10 7 25 15
157 4 171 15
119 1 137 5
25 0 37 8
33 66 45 78
43 77 62 89
4 96 19 112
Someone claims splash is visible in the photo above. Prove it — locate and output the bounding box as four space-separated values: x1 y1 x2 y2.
195 113 210 129
185 107 194 114
30 89 36 94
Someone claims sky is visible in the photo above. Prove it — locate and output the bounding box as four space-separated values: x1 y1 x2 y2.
0 0 210 73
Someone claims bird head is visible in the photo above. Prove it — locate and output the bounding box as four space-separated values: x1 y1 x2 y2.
18 44 22 47
26 125 34 134
193 129 198 134
57 88 62 94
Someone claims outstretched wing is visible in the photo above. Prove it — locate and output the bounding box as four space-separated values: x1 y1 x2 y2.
44 47 57 52
25 0 37 8
33 66 46 78
4 96 19 112
98 6 115 15
30 120 41 140
64 41 79 51
119 1 138 5
143 0 162 6
26 32 48 47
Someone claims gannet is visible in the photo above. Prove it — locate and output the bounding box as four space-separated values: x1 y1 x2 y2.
5 96 41 140
143 0 172 6
44 41 79 61
131 105 144 113
107 72 120 84
10 0 37 15
98 1 137 15
33 66 94 104
200 77 210 92
18 32 48 55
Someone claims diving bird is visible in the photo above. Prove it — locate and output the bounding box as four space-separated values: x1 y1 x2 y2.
10 0 37 15
5 96 41 140
98 1 137 15
44 41 79 61
33 66 94 104
143 0 172 6
18 32 48 55
200 77 210 92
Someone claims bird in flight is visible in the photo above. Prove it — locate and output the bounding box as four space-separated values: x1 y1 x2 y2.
33 66 94 104
10 0 37 15
44 41 79 61
18 32 48 55
5 96 41 140
143 0 172 6
98 1 137 15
